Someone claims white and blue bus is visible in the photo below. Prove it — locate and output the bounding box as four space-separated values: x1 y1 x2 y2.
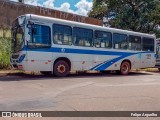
156 39 160 71
10 14 156 77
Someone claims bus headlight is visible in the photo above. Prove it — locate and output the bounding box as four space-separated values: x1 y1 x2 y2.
18 54 26 63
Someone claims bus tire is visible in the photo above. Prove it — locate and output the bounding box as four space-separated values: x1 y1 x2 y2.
40 71 52 75
120 61 131 75
53 60 70 77
158 68 160 72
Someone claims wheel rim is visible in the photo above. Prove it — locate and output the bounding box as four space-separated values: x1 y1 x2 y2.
57 64 66 73
121 64 129 74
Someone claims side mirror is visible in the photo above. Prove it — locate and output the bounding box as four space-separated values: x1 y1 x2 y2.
27 23 37 35
27 20 34 28
27 24 32 29
32 28 37 35
27 21 34 35
28 28 37 35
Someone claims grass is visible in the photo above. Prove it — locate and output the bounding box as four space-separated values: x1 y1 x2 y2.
136 68 159 72
0 37 11 69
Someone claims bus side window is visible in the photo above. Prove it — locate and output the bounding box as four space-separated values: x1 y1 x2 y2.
94 30 112 48
142 37 154 52
28 24 51 48
128 35 142 51
113 33 128 49
73 27 93 47
53 24 72 45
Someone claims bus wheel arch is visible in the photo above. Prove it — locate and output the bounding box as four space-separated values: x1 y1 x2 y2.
119 60 131 75
53 57 71 77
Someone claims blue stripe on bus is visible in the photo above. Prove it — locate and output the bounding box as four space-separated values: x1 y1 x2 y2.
22 46 154 70
23 46 151 56
93 54 135 70
90 60 112 70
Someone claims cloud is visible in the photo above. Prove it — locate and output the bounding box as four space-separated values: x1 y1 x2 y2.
41 0 93 16
57 3 74 13
10 0 17 1
12 0 41 6
43 0 55 8
9 0 93 16
75 0 93 16
42 1 74 13
10 0 42 6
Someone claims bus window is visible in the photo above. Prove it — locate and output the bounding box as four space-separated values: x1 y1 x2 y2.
53 24 72 45
73 27 93 47
142 37 154 52
94 30 112 48
129 35 141 51
113 33 128 49
28 24 51 48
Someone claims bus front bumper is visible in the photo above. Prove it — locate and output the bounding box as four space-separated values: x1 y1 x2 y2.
10 61 27 71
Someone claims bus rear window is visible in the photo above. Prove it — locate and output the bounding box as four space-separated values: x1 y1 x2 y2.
53 24 72 45
129 35 142 51
73 27 93 47
142 37 154 52
113 33 128 49
95 30 112 48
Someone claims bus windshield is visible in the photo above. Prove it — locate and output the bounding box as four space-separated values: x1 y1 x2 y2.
11 27 24 53
11 16 25 53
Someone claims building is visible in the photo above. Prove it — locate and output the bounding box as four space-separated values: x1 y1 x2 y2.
0 0 103 29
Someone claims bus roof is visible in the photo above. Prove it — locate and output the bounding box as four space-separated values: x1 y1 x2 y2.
25 14 155 38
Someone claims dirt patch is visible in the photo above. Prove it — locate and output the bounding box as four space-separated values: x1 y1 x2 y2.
0 70 13 76
0 70 24 77
137 68 160 72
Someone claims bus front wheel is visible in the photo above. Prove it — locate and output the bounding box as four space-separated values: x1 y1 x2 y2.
120 61 131 75
53 60 70 77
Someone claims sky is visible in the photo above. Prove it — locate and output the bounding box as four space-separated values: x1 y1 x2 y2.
10 0 93 16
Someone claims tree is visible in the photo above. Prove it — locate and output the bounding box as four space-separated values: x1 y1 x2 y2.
89 0 160 37
89 0 108 20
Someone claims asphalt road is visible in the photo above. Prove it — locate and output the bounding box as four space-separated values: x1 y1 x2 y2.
0 71 160 120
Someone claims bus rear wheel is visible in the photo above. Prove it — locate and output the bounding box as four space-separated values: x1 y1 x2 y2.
120 61 131 75
53 60 70 77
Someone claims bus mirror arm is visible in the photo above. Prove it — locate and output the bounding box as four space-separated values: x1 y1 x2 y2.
27 20 34 28
27 24 32 29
